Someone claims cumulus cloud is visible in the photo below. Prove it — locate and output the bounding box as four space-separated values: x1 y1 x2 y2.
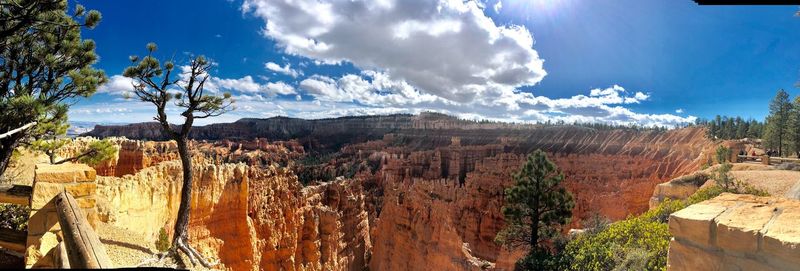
675 108 684 114
79 0 694 128
242 0 546 103
97 75 136 95
299 71 440 106
265 62 301 77
298 72 694 127
493 1 502 13
98 65 301 100
265 81 297 95
211 75 263 93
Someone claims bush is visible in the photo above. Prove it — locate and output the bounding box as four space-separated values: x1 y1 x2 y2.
715 145 731 164
0 204 29 231
562 216 670 271
156 227 170 252
560 185 733 271
515 248 568 271
715 162 735 190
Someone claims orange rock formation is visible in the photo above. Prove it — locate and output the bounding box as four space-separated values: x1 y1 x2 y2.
79 116 715 270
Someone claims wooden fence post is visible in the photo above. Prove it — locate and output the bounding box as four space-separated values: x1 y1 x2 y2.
53 192 112 268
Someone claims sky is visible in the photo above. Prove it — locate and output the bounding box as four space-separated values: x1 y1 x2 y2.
67 0 800 127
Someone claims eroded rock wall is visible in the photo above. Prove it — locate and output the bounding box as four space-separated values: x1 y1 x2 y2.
248 170 371 271
367 126 714 270
84 117 716 270
95 159 370 271
56 137 177 177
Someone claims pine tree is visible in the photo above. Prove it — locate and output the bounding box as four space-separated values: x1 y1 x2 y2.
30 137 116 165
124 43 233 267
496 149 575 271
735 117 747 139
790 96 800 157
0 1 106 177
764 89 792 156
747 119 763 139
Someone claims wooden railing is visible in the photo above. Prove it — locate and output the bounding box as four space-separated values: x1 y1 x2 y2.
52 191 113 268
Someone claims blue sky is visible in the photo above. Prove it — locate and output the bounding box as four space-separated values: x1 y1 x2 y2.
68 0 800 126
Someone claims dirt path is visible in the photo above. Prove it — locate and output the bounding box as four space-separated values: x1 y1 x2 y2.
731 169 800 198
94 222 156 267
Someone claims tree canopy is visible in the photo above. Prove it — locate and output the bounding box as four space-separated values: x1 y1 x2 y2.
496 149 575 270
0 0 106 176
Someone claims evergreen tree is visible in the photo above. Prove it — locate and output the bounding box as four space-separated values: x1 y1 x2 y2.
0 1 106 177
29 132 116 166
746 119 762 139
735 117 747 139
707 116 719 139
791 96 800 157
496 149 575 271
764 89 792 156
124 43 233 267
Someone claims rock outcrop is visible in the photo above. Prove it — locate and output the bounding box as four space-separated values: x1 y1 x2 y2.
26 163 101 268
95 159 371 271
55 137 177 177
668 193 800 271
364 126 713 270
649 172 710 208
83 114 717 270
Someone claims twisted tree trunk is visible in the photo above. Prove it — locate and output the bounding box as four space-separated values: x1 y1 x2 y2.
172 136 193 246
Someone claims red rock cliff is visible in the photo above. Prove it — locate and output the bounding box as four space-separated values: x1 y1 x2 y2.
365 126 713 270
84 118 714 270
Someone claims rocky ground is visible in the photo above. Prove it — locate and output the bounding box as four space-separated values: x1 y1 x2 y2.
732 168 800 198
95 222 155 267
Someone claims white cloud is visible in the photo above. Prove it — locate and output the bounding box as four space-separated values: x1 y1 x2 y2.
264 81 297 95
97 75 136 95
297 72 694 127
265 62 301 77
493 1 502 13
76 81 696 127
242 0 546 103
299 71 441 106
675 108 684 114
212 75 263 93
80 0 694 128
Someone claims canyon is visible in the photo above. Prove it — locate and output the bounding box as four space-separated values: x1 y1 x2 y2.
76 113 715 270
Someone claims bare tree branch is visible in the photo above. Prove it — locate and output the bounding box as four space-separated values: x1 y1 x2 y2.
0 121 36 139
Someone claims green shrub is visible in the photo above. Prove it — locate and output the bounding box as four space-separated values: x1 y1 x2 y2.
563 216 670 271
715 145 731 164
156 227 170 252
515 248 569 271
0 204 29 231
611 246 650 271
560 185 736 271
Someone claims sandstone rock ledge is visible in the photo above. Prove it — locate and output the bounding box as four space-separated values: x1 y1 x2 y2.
667 193 800 271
